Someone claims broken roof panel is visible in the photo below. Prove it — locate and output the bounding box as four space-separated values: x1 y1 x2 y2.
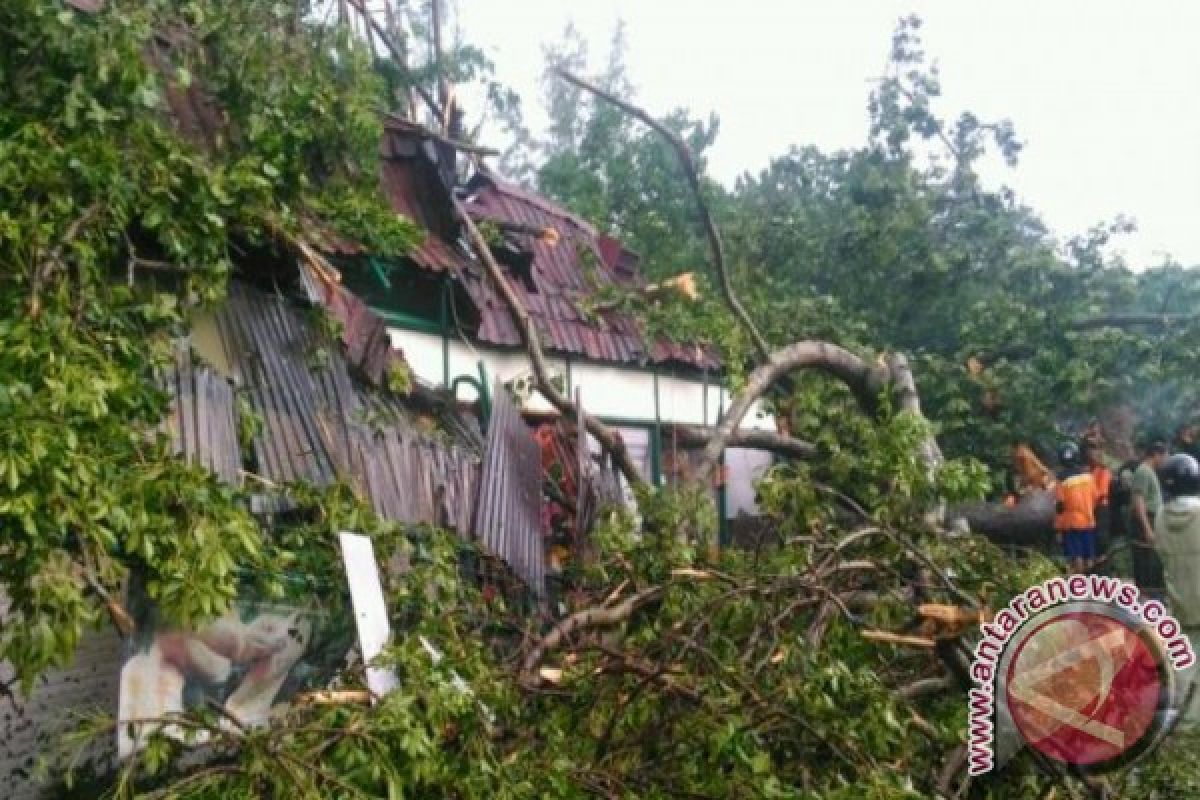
298 261 408 388
377 124 718 371
183 281 484 498
474 383 546 595
379 119 470 275
461 171 718 369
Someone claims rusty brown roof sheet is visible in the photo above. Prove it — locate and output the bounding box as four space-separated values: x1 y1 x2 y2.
375 126 717 370
461 173 719 370
379 121 468 275
298 263 404 388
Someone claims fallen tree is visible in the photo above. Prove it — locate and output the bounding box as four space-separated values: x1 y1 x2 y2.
949 490 1057 548
453 193 649 492
556 69 945 497
13 7 1199 800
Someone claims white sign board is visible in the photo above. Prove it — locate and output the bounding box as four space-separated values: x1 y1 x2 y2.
338 532 399 699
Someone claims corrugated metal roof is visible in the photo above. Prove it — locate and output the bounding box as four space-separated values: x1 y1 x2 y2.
461 173 719 370
379 121 469 275
378 125 718 371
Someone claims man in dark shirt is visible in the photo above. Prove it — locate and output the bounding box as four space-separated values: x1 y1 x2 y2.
1177 424 1200 462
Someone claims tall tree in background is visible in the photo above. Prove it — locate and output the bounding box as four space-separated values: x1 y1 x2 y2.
535 15 1200 477
535 22 718 281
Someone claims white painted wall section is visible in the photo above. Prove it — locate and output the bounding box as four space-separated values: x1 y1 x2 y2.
388 327 773 429
387 327 775 517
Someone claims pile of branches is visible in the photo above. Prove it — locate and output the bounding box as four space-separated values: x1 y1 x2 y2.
506 485 1088 799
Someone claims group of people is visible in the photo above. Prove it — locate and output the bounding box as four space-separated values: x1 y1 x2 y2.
1012 426 1200 641
1013 427 1200 724
1050 438 1172 580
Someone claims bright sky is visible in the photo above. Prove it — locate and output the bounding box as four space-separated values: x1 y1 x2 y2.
459 0 1200 269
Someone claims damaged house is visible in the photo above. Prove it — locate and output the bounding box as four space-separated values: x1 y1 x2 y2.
2 267 489 799
349 118 776 529
2 90 775 800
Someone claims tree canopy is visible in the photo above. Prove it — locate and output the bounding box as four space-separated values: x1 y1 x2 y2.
537 15 1200 475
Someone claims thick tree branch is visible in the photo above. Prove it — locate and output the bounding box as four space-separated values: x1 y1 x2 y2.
700 342 891 476
885 351 944 469
452 195 648 491
553 71 946 488
672 425 817 461
556 69 772 364
547 74 945 513
520 587 663 685
948 491 1056 547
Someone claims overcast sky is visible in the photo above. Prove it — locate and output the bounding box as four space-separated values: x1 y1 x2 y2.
459 0 1200 269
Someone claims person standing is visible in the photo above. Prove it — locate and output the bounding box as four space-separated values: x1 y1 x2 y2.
1054 442 1097 574
1176 424 1200 462
1012 441 1055 495
1128 441 1168 598
1087 445 1113 571
1154 453 1200 725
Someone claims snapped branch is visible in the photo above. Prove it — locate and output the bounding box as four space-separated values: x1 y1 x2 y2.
555 69 772 364
520 586 663 686
700 341 891 477
452 195 649 491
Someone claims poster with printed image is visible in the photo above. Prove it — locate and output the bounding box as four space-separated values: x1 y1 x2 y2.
116 582 354 759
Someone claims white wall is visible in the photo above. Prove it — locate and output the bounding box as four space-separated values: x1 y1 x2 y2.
725 448 775 517
388 327 773 429
387 327 774 516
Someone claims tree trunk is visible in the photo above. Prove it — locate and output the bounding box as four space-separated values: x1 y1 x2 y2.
948 490 1055 548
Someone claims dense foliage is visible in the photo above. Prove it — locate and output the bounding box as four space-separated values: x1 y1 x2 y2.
57 428 1058 799
536 16 1200 477
0 0 420 685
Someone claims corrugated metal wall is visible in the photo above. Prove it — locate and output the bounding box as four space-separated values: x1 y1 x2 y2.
162 343 242 485
350 423 478 533
1 600 122 800
473 384 546 595
176 283 484 536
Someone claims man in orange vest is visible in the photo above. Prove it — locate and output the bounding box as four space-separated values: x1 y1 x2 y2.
1055 442 1097 574
1087 445 1113 571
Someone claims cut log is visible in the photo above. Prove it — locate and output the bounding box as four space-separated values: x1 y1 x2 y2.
949 490 1055 548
